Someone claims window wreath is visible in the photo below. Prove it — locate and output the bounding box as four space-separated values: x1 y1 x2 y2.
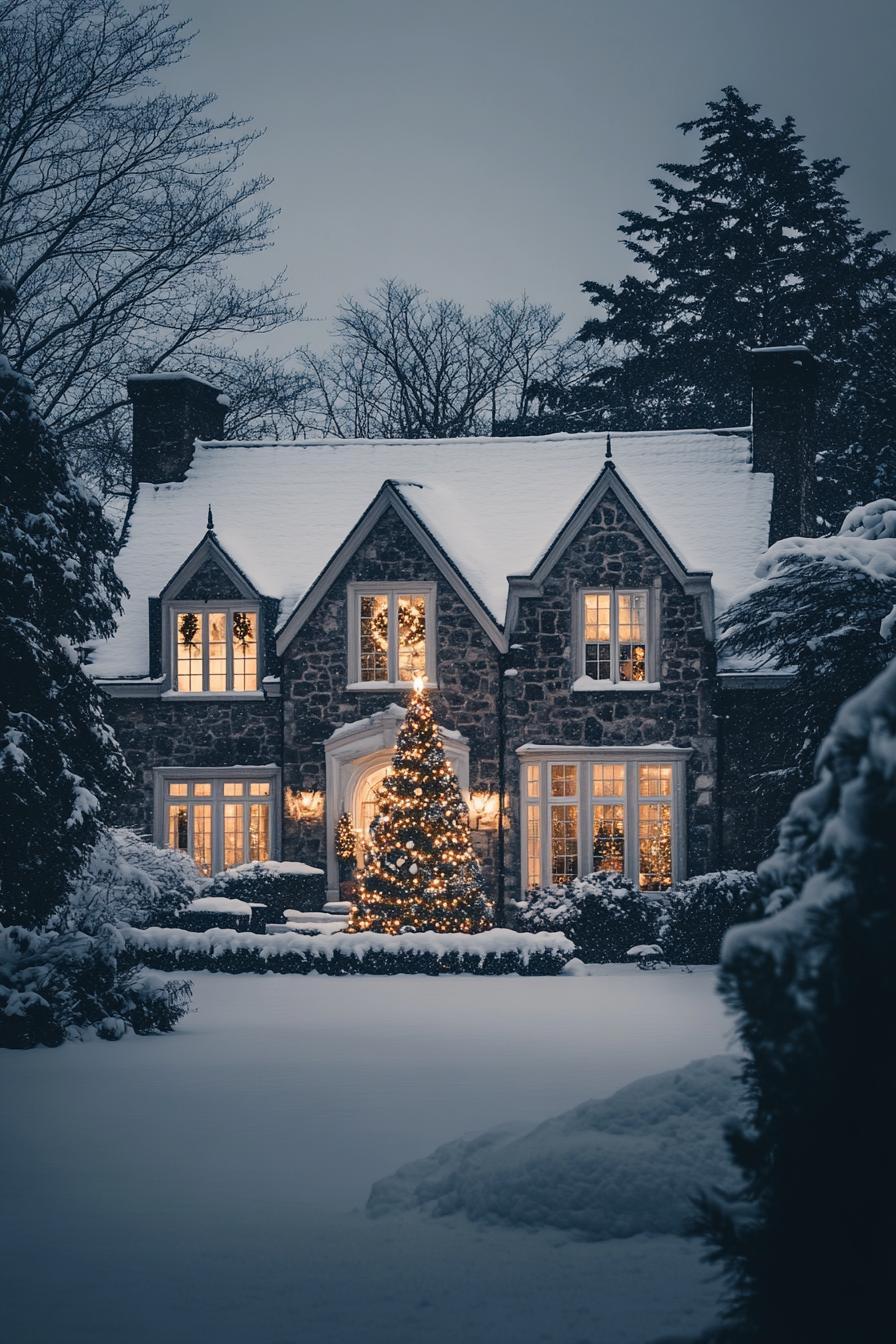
371 598 426 651
232 611 254 650
178 611 199 647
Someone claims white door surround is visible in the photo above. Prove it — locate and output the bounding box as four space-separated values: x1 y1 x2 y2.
323 704 469 899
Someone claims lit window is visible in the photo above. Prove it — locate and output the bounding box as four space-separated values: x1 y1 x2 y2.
174 608 259 693
592 763 625 873
581 591 649 684
162 774 275 874
638 764 673 891
350 585 435 686
523 756 680 891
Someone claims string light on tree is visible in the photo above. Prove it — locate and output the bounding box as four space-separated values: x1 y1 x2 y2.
348 675 492 934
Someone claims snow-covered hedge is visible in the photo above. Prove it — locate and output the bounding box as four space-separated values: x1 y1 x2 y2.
518 873 659 963
62 827 206 934
657 870 764 965
178 895 257 932
121 926 574 976
205 861 325 921
0 924 192 1049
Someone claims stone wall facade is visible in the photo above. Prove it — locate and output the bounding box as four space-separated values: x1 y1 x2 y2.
104 490 779 901
279 510 502 888
108 697 282 835
501 489 717 890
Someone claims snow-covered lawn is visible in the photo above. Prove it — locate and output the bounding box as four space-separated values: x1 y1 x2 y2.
1 967 733 1343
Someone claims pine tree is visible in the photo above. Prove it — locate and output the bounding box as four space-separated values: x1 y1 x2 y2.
0 276 129 928
695 657 896 1343
535 87 895 523
719 498 896 797
348 681 492 934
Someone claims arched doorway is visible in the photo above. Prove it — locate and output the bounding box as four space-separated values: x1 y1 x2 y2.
349 760 391 867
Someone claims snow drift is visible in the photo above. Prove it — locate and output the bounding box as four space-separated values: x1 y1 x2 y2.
368 1055 742 1239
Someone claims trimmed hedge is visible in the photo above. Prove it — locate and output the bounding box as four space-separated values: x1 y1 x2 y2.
656 870 764 964
121 926 574 976
205 861 326 920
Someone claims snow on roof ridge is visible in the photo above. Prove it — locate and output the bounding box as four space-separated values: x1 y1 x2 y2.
194 425 752 451
90 424 772 679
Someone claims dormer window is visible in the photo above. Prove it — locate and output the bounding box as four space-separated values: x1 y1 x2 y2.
347 583 436 688
173 607 260 693
574 589 658 689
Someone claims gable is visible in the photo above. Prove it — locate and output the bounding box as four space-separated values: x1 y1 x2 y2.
160 530 260 605
505 465 715 637
274 484 506 656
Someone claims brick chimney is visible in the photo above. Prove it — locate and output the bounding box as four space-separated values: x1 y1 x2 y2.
128 373 227 485
750 346 817 542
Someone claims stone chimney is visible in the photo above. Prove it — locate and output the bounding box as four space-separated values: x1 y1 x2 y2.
750 346 817 543
128 373 227 485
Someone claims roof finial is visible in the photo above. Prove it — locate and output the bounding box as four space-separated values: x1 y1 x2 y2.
605 432 613 461
206 504 214 532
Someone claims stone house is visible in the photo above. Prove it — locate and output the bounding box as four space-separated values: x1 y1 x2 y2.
90 349 815 917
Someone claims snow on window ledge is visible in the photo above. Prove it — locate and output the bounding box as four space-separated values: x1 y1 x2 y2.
345 682 441 693
571 676 661 693
160 690 266 701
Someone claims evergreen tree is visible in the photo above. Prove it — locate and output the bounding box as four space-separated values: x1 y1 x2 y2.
695 657 896 1343
0 275 129 928
719 497 896 797
826 288 896 514
536 87 895 523
348 681 492 934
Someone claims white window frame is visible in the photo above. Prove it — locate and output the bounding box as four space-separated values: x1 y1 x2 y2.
166 602 263 696
573 583 661 688
346 582 437 689
153 766 280 874
518 747 688 893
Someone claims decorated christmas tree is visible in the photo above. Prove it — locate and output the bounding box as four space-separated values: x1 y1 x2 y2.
348 679 492 934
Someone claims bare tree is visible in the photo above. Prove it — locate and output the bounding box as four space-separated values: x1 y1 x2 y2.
299 280 575 439
0 0 297 495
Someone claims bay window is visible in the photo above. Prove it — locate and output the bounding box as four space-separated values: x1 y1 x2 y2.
348 583 436 687
173 606 260 693
521 750 685 891
156 770 278 875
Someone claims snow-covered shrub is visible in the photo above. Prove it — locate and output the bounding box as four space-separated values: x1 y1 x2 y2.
122 926 573 976
63 828 206 934
719 498 896 796
0 924 191 1049
178 896 256 932
695 658 896 1342
518 873 659 963
657 870 764 965
205 861 325 921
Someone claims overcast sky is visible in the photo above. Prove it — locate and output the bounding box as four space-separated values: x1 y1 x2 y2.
164 0 896 347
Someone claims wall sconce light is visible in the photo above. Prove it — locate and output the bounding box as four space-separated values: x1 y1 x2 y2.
284 788 324 822
467 790 501 831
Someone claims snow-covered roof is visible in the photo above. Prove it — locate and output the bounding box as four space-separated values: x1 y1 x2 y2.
91 428 772 678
